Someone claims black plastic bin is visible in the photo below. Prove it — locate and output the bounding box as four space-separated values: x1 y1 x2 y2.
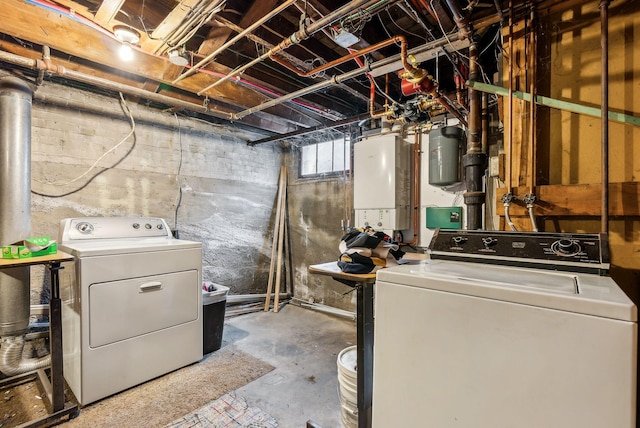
202 282 229 354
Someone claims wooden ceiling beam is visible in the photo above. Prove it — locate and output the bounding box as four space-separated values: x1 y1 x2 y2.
197 0 280 57
0 0 327 129
0 38 305 134
146 0 202 54
94 0 126 27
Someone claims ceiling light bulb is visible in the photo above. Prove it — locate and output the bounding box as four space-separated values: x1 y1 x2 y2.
113 25 140 62
113 25 140 44
119 42 134 61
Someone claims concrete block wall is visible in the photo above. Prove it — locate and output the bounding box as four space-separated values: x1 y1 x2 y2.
2 72 283 303
285 150 357 311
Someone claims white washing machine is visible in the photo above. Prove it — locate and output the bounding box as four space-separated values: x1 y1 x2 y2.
372 230 637 428
58 216 203 405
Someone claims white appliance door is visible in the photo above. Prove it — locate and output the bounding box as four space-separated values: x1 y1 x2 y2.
89 270 199 348
372 278 637 428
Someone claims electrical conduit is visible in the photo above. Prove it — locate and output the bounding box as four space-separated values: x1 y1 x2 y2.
197 0 386 95
173 0 297 84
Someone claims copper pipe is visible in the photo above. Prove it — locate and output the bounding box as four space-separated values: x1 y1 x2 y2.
481 92 488 154
599 0 610 234
467 43 481 154
528 6 537 195
197 0 378 95
350 48 392 119
507 0 514 194
270 35 423 81
433 91 468 126
233 33 465 120
463 42 485 230
0 49 234 123
173 0 297 84
368 84 393 119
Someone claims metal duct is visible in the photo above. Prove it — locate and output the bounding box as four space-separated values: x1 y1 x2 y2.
0 77 32 336
0 335 50 375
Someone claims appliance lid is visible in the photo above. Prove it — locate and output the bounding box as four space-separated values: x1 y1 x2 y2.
58 237 201 257
58 216 201 257
376 261 637 322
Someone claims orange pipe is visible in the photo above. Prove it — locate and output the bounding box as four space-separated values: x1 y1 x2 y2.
270 35 422 81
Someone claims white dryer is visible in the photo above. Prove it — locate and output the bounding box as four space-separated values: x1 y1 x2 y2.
58 216 203 406
372 230 637 428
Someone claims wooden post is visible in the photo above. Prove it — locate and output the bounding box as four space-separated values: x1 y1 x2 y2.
264 166 285 311
273 167 287 313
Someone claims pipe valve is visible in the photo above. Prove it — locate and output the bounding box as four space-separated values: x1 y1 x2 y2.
501 192 515 205
523 193 536 207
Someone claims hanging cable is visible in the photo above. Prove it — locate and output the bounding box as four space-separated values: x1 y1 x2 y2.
32 93 137 198
173 113 184 235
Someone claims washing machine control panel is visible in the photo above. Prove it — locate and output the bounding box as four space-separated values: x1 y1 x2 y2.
429 230 610 274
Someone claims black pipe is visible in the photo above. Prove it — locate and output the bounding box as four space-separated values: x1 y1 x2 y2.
444 0 472 39
463 43 486 230
441 1 485 229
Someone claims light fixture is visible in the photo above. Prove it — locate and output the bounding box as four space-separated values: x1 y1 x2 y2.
331 27 359 48
168 47 190 66
113 25 140 62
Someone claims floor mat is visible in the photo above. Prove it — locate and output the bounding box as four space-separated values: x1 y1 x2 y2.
165 391 277 428
59 345 274 428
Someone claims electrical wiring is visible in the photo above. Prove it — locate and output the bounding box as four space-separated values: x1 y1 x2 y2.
24 0 337 119
382 6 430 44
32 92 137 198
479 25 501 57
372 76 398 104
429 0 499 106
395 0 438 42
34 92 135 188
173 113 184 233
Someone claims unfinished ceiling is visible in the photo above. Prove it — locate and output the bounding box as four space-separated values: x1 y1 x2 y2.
0 0 580 140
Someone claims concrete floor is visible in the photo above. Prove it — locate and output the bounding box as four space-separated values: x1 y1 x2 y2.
222 303 356 428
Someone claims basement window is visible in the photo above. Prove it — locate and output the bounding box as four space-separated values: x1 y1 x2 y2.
300 136 351 177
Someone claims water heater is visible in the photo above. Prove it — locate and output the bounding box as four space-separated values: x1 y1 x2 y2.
353 133 411 233
428 126 465 186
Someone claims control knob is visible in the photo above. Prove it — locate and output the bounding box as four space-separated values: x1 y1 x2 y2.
452 236 467 245
554 239 580 256
76 222 94 234
482 237 497 248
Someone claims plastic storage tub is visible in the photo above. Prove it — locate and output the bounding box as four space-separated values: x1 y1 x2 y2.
202 282 229 354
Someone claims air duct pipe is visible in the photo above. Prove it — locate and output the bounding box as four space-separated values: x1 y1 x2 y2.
0 77 32 337
0 77 51 376
0 77 50 376
0 335 51 375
